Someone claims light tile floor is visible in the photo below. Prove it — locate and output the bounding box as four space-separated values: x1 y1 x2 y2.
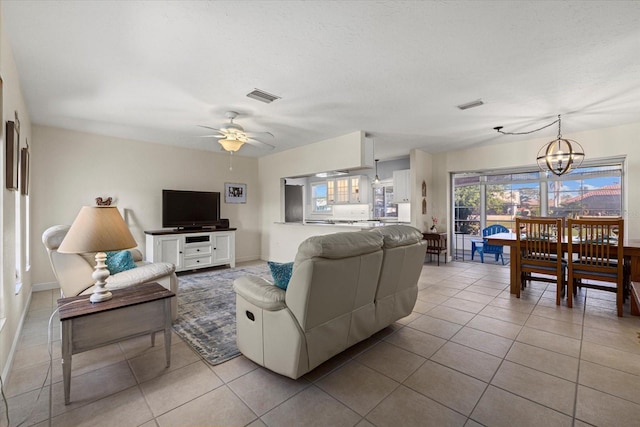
3 260 640 426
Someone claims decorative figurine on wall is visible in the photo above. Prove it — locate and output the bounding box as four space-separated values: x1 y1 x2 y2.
95 197 113 206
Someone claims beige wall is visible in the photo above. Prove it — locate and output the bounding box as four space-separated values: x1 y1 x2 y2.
1 17 33 378
409 148 433 232
30 125 261 286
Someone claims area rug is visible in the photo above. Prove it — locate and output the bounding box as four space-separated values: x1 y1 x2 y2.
172 263 272 365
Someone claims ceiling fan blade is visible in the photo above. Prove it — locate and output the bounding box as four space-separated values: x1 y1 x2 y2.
198 134 224 138
245 131 274 139
198 125 222 132
246 139 275 150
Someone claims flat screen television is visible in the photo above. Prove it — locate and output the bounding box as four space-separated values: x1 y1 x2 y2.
162 189 221 230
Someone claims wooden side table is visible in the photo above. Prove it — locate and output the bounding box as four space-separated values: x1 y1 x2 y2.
423 232 447 265
58 282 174 404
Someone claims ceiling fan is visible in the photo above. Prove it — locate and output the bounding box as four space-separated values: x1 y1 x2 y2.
199 111 275 153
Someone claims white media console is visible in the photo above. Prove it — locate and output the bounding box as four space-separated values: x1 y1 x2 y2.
145 228 236 272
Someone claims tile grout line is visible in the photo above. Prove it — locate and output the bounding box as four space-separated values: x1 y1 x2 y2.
462 278 547 424
572 287 588 425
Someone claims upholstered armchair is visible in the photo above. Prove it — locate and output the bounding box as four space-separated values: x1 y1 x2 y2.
42 225 178 320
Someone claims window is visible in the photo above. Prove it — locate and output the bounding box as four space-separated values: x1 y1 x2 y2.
453 160 623 236
15 190 22 294
454 178 480 235
485 171 542 232
547 165 622 218
311 182 332 212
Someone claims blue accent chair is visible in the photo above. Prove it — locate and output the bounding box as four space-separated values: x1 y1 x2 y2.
470 239 485 261
475 224 509 264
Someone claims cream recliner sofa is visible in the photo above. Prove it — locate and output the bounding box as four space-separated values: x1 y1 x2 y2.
233 225 426 379
42 225 179 320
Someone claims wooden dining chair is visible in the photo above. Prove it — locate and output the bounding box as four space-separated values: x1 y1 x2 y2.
567 217 624 316
516 217 565 304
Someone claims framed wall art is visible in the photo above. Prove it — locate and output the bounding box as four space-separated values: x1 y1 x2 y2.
224 182 247 204
20 142 29 195
5 120 18 191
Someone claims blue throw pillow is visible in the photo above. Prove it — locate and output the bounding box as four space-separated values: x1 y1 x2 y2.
105 250 137 275
268 261 294 290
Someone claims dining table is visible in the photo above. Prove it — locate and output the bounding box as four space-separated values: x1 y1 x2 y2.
485 232 640 315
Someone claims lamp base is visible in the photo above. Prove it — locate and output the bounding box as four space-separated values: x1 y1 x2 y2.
90 289 113 303
90 252 113 303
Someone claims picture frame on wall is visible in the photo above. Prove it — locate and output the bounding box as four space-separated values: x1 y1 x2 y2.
224 182 247 204
5 120 18 191
20 143 29 195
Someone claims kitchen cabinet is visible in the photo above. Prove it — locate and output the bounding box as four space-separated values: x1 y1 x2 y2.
335 177 350 203
393 169 410 203
326 175 369 204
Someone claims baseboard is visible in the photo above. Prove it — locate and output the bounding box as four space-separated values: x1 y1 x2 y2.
32 281 60 292
235 255 262 264
1 291 32 383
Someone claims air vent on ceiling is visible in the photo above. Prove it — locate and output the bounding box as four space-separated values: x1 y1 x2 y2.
457 99 484 110
246 89 281 104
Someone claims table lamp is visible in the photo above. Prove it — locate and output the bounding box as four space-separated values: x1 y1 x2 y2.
58 206 137 303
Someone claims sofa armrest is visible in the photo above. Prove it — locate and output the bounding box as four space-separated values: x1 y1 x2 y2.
233 275 286 311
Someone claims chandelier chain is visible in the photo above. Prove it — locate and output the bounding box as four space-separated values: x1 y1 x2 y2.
495 116 561 136
557 114 562 139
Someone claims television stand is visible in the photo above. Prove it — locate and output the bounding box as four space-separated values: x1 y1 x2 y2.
145 228 236 272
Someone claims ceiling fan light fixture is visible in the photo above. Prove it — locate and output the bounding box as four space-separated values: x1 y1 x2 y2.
219 137 244 152
201 110 275 153
221 122 244 133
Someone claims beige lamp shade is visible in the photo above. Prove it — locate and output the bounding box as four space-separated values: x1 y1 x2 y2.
58 206 137 254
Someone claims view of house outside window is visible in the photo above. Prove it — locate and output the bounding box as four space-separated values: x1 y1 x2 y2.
311 182 331 212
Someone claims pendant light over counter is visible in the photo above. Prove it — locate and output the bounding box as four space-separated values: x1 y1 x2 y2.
374 159 380 184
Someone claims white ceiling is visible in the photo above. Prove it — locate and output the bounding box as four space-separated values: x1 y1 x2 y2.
3 1 640 160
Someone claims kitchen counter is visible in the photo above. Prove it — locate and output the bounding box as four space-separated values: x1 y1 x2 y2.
269 221 412 264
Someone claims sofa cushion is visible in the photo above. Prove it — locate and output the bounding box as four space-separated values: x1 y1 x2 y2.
105 250 137 274
371 225 424 248
295 231 382 261
268 261 294 290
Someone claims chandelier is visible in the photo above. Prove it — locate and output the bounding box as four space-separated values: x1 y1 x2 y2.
494 114 585 176
535 115 584 176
